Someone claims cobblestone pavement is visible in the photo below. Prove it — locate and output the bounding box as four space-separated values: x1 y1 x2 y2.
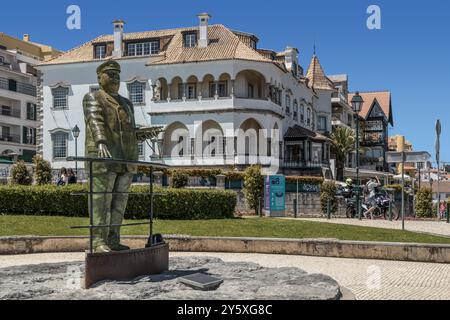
1 252 449 300
296 218 450 238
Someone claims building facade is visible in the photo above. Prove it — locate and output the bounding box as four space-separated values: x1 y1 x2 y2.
0 33 60 168
38 14 333 177
348 91 394 173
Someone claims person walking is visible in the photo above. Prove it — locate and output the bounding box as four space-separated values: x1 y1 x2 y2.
363 176 381 219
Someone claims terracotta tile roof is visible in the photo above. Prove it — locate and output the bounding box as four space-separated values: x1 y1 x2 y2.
305 55 335 91
40 25 273 66
348 91 394 125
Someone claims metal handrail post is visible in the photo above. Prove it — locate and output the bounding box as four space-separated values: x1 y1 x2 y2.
89 160 94 254
148 167 154 247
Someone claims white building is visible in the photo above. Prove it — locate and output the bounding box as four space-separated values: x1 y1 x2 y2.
38 14 333 177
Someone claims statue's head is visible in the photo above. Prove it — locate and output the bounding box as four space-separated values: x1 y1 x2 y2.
97 60 121 95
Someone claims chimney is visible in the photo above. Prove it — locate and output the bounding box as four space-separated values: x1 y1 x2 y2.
284 46 299 75
112 20 125 58
23 34 30 42
197 13 211 48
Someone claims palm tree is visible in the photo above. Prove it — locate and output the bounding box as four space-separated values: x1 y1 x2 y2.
331 127 355 182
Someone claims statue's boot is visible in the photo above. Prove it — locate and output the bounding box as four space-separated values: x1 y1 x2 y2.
94 244 113 253
107 231 130 251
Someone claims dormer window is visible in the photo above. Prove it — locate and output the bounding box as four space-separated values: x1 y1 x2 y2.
127 41 160 56
94 45 106 59
184 33 197 48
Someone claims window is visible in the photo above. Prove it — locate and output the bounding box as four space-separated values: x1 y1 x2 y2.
1 126 10 139
27 103 37 120
285 95 291 114
293 101 298 120
0 56 4 64
184 33 197 48
23 127 36 145
210 82 228 97
127 41 160 56
186 83 197 100
90 85 100 93
52 87 69 109
52 132 68 159
1 105 11 117
138 142 145 158
94 45 106 59
318 116 327 131
300 105 305 122
128 81 145 105
307 108 311 126
248 84 254 98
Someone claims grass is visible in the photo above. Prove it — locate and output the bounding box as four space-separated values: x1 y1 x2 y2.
0 215 450 245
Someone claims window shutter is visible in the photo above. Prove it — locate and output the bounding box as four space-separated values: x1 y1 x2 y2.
23 126 28 144
27 103 31 120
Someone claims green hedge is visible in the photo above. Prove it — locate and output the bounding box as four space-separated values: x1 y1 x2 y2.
0 185 237 220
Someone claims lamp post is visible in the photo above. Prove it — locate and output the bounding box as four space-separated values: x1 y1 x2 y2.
72 125 80 176
351 92 364 220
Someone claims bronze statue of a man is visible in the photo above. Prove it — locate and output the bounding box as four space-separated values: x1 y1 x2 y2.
83 60 139 253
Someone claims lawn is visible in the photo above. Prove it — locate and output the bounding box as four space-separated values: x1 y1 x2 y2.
1 215 450 244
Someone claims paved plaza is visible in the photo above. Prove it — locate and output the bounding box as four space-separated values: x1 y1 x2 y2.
1 252 449 300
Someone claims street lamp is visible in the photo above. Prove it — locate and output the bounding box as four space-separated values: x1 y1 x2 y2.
351 92 364 220
72 125 80 176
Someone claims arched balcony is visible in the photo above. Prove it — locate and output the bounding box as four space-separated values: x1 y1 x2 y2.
235 70 266 100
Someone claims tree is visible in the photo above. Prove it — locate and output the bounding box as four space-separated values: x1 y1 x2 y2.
331 127 355 182
10 161 32 185
320 181 338 215
170 170 189 189
243 165 264 215
33 155 53 185
415 187 433 218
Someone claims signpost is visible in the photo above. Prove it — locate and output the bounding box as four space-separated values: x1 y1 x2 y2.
387 151 431 231
264 175 286 217
436 120 441 219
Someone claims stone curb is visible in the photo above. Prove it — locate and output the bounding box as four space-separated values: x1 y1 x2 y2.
1 236 450 264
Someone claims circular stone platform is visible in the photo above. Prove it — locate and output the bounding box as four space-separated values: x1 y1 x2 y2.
0 257 342 300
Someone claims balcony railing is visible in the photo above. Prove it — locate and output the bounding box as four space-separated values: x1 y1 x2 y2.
0 134 21 144
283 160 329 169
0 77 37 97
1 108 21 118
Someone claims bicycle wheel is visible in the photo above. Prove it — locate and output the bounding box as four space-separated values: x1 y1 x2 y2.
371 207 383 219
391 203 400 221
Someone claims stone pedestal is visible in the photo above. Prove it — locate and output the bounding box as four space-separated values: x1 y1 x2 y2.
84 244 169 289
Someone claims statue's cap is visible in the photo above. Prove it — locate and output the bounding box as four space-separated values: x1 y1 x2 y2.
97 60 121 75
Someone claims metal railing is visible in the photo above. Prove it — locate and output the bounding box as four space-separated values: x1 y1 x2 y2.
0 77 37 97
283 160 329 169
66 156 169 254
1 108 21 118
0 134 21 143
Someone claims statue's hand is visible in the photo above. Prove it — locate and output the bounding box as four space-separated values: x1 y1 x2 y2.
98 143 112 159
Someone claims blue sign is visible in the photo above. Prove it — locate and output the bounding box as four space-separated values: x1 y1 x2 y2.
265 175 286 212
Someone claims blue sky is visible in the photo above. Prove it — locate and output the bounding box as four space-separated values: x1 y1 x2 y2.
2 0 449 163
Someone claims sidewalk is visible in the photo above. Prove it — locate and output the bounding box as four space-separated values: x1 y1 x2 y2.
295 218 450 238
